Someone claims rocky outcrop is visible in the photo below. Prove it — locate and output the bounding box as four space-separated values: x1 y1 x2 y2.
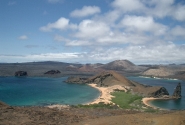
44 70 61 75
15 71 27 76
65 76 88 84
172 83 181 98
150 87 169 97
65 71 135 87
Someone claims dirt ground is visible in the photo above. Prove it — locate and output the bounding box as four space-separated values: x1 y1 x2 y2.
1 102 185 125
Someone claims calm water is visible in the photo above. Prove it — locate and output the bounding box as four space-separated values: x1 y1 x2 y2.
0 77 100 106
127 76 185 110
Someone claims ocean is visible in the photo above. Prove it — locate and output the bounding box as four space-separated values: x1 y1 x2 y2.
127 76 185 110
0 76 184 110
0 77 100 106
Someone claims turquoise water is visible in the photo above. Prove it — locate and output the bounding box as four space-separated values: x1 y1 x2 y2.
127 76 185 110
0 77 100 106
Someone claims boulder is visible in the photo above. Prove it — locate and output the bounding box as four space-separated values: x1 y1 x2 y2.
15 71 27 76
172 83 181 98
44 70 61 75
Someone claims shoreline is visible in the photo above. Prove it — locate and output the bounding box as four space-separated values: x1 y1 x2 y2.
47 84 127 108
142 97 176 110
86 83 127 104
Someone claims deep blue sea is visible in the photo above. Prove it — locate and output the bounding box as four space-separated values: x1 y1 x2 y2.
127 76 185 110
0 77 100 106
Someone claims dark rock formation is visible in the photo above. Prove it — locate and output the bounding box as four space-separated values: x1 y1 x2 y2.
65 76 88 84
44 70 61 75
15 71 27 76
150 87 169 97
172 83 181 98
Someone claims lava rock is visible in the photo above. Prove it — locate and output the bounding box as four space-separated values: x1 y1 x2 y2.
150 87 169 97
44 70 61 75
15 71 27 76
173 83 181 98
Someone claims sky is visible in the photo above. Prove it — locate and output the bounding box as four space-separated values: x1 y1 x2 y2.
0 0 185 64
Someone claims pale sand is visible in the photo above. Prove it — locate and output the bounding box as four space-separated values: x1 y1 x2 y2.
142 97 171 110
142 97 159 109
87 84 127 104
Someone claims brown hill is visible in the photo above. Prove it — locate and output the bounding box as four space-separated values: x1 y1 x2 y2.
78 64 104 72
101 60 147 72
101 60 135 70
87 71 135 86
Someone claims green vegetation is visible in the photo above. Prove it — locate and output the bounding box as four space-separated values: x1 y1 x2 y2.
73 90 158 112
111 91 143 109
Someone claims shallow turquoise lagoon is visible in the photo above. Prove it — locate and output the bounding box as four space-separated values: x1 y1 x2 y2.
0 77 100 106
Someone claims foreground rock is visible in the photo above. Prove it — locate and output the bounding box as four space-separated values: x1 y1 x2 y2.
15 71 27 76
0 101 185 125
44 70 61 75
173 83 181 98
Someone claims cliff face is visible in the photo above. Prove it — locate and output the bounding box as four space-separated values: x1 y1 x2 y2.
173 83 181 98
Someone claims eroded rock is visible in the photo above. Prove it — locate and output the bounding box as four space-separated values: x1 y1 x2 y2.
173 83 181 98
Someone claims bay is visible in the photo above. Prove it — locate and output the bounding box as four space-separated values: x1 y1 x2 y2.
127 76 185 110
0 77 100 106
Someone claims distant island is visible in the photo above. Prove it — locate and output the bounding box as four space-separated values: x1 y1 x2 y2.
0 60 185 80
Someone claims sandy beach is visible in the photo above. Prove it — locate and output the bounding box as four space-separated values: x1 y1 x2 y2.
142 97 172 110
87 83 127 104
142 97 160 109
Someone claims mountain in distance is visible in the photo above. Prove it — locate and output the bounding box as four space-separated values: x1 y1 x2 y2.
101 60 147 72
78 63 104 72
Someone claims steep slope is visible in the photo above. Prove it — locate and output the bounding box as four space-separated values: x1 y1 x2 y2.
87 71 135 86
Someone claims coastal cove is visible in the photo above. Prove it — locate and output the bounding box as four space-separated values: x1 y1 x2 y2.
0 77 100 106
127 76 185 110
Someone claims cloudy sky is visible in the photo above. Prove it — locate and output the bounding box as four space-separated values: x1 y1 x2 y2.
0 0 185 64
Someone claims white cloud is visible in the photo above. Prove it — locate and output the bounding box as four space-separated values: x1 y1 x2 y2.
120 15 168 35
40 17 69 32
66 40 92 46
87 42 185 64
112 0 146 12
70 6 101 18
171 26 185 37
18 35 28 40
74 20 110 39
1 42 185 64
172 5 185 21
111 0 185 21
